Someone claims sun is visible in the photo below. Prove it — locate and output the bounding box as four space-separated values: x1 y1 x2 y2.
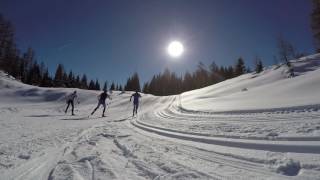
167 41 184 58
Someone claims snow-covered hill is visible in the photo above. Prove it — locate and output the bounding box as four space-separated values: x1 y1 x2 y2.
0 54 320 180
181 53 320 112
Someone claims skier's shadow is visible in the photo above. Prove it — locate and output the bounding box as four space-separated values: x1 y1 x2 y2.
59 115 133 121
60 116 89 120
25 114 65 118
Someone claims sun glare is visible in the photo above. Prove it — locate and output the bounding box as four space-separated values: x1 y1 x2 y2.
167 41 184 58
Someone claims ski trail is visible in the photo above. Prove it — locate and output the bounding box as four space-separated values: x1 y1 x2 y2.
124 96 320 179
120 120 287 179
131 118 320 154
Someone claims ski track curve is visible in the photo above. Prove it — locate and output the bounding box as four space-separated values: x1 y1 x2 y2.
131 119 320 154
136 95 320 141
126 118 294 180
128 95 320 179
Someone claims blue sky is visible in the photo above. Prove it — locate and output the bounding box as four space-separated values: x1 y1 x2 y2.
0 0 314 85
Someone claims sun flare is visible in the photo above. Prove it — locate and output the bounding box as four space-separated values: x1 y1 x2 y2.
167 41 184 58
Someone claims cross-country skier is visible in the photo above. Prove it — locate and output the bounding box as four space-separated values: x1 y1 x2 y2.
130 90 141 117
65 90 78 115
91 90 112 117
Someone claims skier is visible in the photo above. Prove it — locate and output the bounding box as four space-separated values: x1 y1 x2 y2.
91 90 112 117
130 90 142 117
65 91 78 115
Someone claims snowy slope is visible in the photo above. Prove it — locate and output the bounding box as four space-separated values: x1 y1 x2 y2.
0 54 320 180
181 54 320 112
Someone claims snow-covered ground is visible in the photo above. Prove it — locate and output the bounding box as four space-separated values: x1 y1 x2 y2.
1 54 320 180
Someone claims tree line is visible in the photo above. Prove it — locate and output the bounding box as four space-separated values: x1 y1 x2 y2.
142 58 250 96
0 14 114 91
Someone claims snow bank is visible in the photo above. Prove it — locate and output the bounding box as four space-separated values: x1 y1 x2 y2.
0 71 112 105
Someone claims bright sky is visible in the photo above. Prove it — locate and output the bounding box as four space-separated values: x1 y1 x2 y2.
0 0 314 85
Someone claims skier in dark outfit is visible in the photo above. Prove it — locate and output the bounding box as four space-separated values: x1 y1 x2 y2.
91 90 112 117
130 90 141 117
65 91 78 115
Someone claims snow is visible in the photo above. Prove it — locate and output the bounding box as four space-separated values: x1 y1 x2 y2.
181 55 320 112
1 54 320 179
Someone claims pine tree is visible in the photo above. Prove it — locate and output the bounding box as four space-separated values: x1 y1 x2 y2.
40 68 52 87
88 80 95 90
54 64 64 87
234 57 246 76
21 48 35 83
29 61 41 85
110 82 115 91
18 57 26 81
75 75 81 88
132 72 141 92
142 82 149 93
68 71 74 87
81 74 88 89
246 67 252 73
311 0 320 52
95 79 100 90
124 77 131 91
277 36 296 65
147 75 156 94
62 72 68 86
125 72 141 92
254 57 264 73
194 62 210 89
39 61 45 78
0 14 17 74
209 61 223 84
103 81 108 91
226 66 235 79
182 71 193 92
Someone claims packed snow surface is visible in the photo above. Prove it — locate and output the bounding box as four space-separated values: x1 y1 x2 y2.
1 54 320 180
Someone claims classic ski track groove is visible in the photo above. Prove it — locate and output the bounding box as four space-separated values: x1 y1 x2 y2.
132 118 320 154
128 118 291 179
